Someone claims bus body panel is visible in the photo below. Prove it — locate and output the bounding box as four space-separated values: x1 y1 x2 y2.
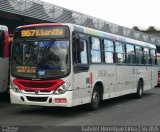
116 65 136 96
135 66 153 90
152 66 158 87
0 58 9 92
72 71 92 106
0 25 9 93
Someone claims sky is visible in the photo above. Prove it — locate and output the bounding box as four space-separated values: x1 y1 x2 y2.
42 0 160 29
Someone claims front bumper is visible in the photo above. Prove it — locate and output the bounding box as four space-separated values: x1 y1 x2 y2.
10 89 73 107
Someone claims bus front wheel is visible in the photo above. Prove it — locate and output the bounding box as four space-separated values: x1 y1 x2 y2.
89 86 101 110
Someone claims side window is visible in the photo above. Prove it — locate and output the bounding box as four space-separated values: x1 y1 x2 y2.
115 41 125 64
73 38 88 64
80 40 88 64
135 46 143 64
0 31 5 57
144 48 150 64
126 44 135 64
104 39 114 63
150 49 156 65
91 37 101 63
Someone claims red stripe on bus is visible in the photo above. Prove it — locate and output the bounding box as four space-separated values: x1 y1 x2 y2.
13 79 64 91
111 35 118 40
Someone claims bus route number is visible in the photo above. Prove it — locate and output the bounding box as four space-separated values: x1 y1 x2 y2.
21 29 64 37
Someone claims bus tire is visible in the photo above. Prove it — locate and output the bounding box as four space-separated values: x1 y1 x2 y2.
89 86 101 111
135 80 143 98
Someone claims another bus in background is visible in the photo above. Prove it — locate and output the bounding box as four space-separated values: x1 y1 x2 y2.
8 34 13 58
8 34 13 45
0 25 9 93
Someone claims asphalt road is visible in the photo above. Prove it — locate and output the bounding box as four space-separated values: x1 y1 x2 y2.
0 87 160 132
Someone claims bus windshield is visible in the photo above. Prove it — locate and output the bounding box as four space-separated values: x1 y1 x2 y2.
11 39 70 79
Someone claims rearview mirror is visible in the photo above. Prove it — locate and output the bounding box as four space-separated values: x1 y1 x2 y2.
73 38 84 52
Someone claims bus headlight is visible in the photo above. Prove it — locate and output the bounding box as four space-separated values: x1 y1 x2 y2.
10 82 22 93
54 82 71 95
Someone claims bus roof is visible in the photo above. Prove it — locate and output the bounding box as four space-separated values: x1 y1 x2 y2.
71 24 156 49
17 23 63 29
0 25 8 31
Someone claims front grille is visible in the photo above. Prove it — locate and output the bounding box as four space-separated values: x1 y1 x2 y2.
26 96 48 102
21 82 55 88
13 79 64 91
25 90 52 93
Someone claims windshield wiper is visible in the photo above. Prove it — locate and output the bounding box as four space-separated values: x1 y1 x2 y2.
41 39 55 57
24 45 37 65
24 39 55 66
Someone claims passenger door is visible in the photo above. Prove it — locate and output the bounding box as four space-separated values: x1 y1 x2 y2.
126 44 137 93
72 34 90 105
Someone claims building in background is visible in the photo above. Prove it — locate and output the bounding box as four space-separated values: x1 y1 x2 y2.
0 0 160 47
133 26 160 52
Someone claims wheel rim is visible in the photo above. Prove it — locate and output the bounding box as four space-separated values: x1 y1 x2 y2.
139 86 143 96
92 90 100 107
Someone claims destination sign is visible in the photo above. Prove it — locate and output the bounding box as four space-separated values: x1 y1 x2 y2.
16 66 36 74
17 26 69 38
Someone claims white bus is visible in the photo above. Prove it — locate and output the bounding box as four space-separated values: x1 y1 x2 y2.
10 23 158 110
0 25 9 93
